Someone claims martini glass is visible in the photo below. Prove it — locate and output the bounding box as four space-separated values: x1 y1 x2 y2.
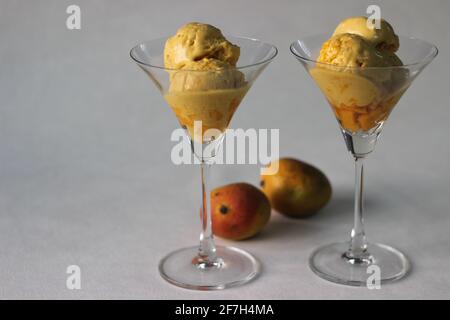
130 36 277 290
291 35 437 286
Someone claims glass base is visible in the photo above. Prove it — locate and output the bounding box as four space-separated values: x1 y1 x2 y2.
159 245 260 290
309 242 410 286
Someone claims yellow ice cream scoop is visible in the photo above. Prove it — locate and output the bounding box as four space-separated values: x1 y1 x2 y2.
166 58 247 140
310 67 381 107
332 16 399 53
164 22 240 69
317 33 400 69
169 58 245 92
317 33 402 85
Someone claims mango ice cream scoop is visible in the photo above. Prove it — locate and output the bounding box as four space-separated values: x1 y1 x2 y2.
164 22 240 69
332 16 399 53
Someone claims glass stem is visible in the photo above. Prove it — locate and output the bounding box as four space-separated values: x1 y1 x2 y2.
346 156 370 262
196 161 219 267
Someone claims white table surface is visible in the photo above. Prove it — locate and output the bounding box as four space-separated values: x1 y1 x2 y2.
0 0 449 299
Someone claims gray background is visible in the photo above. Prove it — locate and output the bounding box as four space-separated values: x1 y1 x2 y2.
0 0 449 299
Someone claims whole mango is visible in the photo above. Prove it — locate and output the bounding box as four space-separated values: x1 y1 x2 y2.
260 158 332 218
211 183 271 240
